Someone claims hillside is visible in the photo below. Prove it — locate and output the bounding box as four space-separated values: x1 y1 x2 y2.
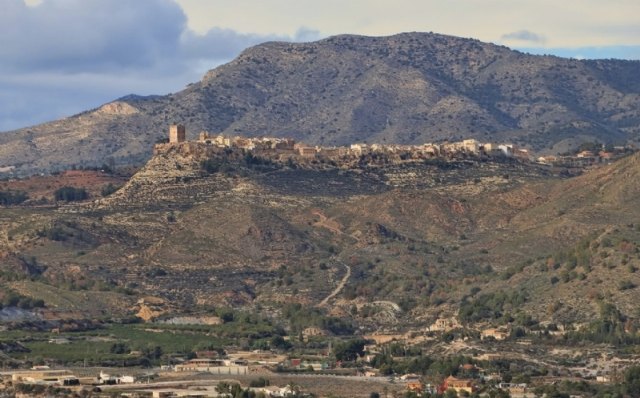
1 32 640 177
1 142 640 332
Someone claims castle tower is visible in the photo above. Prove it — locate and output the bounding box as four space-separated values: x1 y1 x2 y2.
169 124 186 143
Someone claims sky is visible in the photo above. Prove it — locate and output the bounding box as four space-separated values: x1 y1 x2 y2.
1 0 639 132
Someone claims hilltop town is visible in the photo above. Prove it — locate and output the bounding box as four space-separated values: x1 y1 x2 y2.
155 124 632 169
3 31 640 179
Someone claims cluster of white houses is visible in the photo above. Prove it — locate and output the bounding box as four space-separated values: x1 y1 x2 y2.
164 124 629 167
167 125 533 161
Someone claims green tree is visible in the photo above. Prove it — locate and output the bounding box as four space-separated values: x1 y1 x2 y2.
0 190 28 205
216 381 241 396
249 377 270 387
101 183 119 197
334 339 367 361
624 365 640 396
444 389 458 398
485 388 510 398
141 345 163 360
110 343 130 354
270 335 292 350
54 186 88 202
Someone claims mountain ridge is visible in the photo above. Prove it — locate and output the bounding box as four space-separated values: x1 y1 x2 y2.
1 31 640 177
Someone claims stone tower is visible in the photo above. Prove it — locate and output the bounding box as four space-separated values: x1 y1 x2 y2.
169 124 186 143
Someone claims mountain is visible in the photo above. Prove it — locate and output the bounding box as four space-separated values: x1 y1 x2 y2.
1 32 640 177
2 141 640 330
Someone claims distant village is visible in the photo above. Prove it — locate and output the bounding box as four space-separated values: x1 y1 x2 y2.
158 124 633 168
3 316 628 398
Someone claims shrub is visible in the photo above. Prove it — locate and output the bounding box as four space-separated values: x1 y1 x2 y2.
0 291 45 309
101 183 119 197
270 336 292 350
619 280 636 291
201 159 221 174
333 339 367 361
249 377 270 387
54 186 88 202
0 190 28 205
45 226 70 241
458 291 528 322
110 343 130 354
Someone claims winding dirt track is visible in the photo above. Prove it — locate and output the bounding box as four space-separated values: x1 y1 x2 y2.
318 259 351 307
311 210 356 307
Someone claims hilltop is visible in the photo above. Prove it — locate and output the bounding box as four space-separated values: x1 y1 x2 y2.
2 32 640 176
1 130 640 337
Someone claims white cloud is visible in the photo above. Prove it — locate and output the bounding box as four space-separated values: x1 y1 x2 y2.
0 0 316 131
175 0 640 48
0 0 186 73
501 30 546 45
1 0 639 131
293 27 323 42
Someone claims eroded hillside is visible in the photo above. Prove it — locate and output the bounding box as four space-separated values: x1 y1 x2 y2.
2 145 640 332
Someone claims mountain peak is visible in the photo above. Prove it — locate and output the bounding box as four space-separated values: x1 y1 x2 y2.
2 31 640 177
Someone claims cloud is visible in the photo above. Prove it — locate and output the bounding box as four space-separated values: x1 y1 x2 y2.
293 27 323 42
180 28 288 71
0 0 324 77
515 45 640 61
0 0 186 74
0 0 324 131
3 0 637 132
501 30 546 44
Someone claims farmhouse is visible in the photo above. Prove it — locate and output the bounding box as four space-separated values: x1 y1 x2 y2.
174 358 248 375
439 375 475 394
10 370 79 386
481 328 510 341
428 317 460 332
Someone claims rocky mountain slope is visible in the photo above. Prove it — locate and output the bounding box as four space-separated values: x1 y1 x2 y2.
2 143 640 331
2 32 640 177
